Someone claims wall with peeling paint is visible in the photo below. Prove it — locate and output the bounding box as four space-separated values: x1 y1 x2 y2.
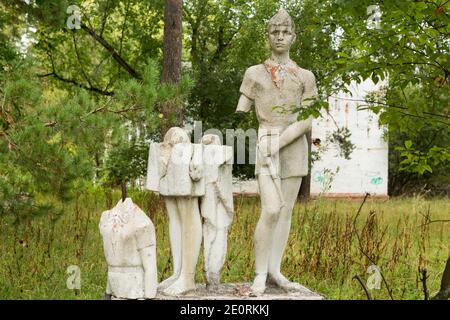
310 78 389 197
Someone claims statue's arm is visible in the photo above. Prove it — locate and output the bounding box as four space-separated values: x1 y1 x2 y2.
236 67 255 113
260 115 312 160
236 94 253 113
139 244 157 299
189 145 203 182
136 224 157 299
158 143 173 179
277 117 313 150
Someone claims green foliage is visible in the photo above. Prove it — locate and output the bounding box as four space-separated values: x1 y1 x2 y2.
389 136 449 196
393 141 449 182
1 89 97 218
322 0 449 179
327 127 356 160
101 59 194 185
185 0 279 130
0 57 42 132
0 165 53 223
102 136 148 185
0 9 187 219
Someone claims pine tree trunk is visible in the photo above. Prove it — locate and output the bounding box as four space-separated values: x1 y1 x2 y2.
161 0 183 136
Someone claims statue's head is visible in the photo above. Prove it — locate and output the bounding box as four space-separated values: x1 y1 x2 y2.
200 134 221 146
268 9 296 55
163 127 190 145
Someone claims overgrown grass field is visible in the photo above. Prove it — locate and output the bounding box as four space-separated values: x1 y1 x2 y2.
0 189 448 300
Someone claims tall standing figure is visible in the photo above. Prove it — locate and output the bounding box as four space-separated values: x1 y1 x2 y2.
156 127 204 295
236 9 318 295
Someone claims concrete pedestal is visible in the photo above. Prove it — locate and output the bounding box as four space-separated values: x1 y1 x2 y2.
155 283 324 300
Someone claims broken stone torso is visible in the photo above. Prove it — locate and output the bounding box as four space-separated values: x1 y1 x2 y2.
99 198 156 299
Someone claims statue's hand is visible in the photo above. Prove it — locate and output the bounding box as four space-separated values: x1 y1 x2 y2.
257 146 272 168
258 136 279 157
189 162 203 181
160 142 171 155
259 154 270 167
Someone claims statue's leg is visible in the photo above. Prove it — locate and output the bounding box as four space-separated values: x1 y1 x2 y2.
159 197 182 290
201 190 216 287
164 197 202 295
206 204 231 288
268 176 306 291
206 226 228 288
203 218 214 283
251 174 283 295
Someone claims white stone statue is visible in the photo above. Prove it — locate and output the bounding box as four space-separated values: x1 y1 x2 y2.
146 127 204 295
99 198 157 299
236 9 318 295
199 134 234 288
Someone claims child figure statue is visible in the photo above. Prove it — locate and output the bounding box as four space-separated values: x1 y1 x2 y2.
200 134 234 288
146 127 204 295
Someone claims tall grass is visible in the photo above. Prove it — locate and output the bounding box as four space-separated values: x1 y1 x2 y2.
0 188 448 300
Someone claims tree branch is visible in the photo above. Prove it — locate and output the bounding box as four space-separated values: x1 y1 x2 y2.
80 22 142 80
100 0 112 37
40 50 114 96
353 275 372 300
331 96 449 120
72 32 95 88
38 71 113 96
419 267 430 300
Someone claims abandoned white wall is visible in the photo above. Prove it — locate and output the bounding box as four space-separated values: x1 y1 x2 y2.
310 78 389 197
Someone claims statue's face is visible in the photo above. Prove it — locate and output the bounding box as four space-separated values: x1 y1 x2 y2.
268 24 296 54
171 130 189 144
164 127 189 145
201 134 221 145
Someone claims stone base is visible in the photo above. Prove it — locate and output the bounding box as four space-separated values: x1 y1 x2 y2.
155 283 324 300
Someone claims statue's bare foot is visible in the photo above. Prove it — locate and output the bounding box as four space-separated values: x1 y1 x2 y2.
268 273 307 292
158 274 180 290
250 274 267 296
162 277 196 296
206 272 220 291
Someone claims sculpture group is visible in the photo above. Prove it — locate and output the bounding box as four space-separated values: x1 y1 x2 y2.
146 128 234 295
99 8 317 299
